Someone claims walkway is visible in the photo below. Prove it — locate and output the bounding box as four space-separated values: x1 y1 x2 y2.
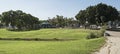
95 31 120 54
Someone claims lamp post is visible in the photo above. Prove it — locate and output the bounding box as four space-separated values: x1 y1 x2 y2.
85 18 88 29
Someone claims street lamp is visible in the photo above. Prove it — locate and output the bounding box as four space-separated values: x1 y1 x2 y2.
85 18 88 29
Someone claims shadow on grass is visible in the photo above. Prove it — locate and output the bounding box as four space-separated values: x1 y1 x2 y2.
107 28 120 32
0 51 7 54
0 38 77 41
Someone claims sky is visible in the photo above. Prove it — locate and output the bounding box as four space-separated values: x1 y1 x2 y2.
0 0 119 20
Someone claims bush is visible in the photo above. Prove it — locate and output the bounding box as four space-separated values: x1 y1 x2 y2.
99 29 106 36
86 29 106 39
86 32 98 39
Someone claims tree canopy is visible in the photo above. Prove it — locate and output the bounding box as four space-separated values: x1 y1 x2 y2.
75 3 119 26
47 15 79 28
1 10 40 31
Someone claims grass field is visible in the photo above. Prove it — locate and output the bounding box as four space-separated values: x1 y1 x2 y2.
0 29 105 54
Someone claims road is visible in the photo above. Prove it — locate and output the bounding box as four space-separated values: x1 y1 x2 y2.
94 31 120 54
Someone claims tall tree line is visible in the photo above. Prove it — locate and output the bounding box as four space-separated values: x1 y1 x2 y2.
47 15 79 28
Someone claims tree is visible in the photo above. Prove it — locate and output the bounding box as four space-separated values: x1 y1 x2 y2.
75 3 119 26
48 15 65 27
95 3 119 25
48 15 79 28
119 11 120 20
85 6 96 24
1 10 40 31
75 10 87 25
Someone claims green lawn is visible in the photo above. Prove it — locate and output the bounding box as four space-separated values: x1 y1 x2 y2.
0 29 105 54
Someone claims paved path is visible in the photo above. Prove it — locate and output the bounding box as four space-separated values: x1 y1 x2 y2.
94 31 120 54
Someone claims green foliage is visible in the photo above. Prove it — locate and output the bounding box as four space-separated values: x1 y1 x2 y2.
87 28 105 39
48 15 79 28
99 29 106 36
76 3 119 25
75 10 87 25
1 10 40 31
86 32 98 39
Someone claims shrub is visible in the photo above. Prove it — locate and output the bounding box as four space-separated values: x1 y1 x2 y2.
99 29 106 36
86 32 98 39
86 29 106 39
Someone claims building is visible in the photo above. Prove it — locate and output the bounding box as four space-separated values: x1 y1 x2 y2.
40 22 55 28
